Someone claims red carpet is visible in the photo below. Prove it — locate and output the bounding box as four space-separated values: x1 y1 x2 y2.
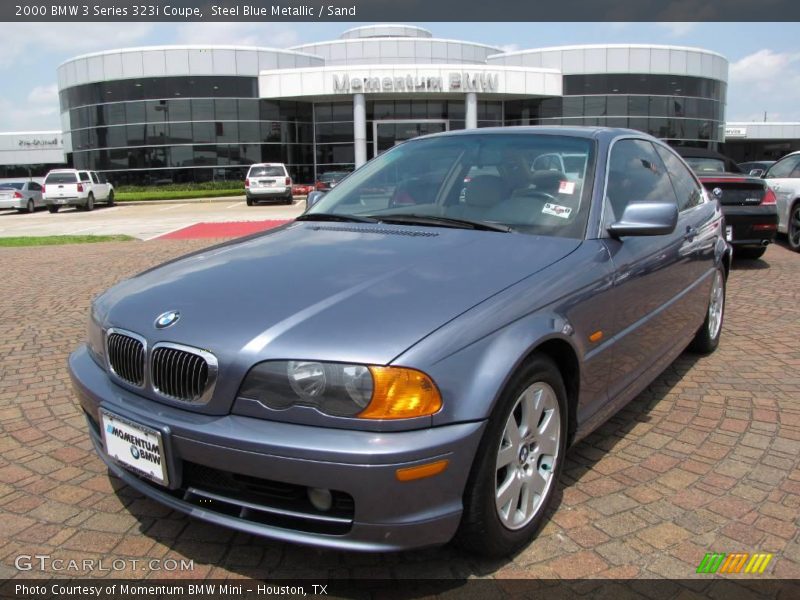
157 220 290 240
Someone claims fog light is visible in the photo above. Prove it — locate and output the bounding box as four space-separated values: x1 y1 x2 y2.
308 487 333 512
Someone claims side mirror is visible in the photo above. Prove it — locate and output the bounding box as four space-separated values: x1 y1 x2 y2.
608 201 678 238
305 190 326 211
749 168 765 177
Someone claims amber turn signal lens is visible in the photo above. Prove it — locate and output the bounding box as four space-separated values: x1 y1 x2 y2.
357 366 442 419
396 459 450 482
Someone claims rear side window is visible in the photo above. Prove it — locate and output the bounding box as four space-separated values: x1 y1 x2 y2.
79 171 91 182
604 139 676 223
45 172 77 184
90 172 100 183
655 146 703 211
29 182 42 191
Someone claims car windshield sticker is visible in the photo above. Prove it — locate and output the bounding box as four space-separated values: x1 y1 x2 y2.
543 203 572 219
558 181 576 195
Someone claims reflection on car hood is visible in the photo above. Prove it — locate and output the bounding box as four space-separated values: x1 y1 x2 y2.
100 222 580 365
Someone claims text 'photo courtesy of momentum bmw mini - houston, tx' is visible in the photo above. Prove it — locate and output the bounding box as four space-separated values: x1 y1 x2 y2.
69 126 730 555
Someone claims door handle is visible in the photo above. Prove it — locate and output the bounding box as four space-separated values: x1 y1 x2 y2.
685 225 698 239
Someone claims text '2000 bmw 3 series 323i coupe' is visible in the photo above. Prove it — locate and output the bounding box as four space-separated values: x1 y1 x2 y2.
69 127 730 556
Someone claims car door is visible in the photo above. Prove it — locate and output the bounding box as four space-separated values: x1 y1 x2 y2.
28 182 43 207
601 138 699 404
90 172 108 199
765 154 800 234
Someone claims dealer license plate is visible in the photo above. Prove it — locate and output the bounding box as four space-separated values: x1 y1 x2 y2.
725 225 733 242
100 410 168 485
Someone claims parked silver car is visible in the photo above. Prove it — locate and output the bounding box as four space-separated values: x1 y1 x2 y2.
0 180 45 213
763 151 800 251
70 127 730 556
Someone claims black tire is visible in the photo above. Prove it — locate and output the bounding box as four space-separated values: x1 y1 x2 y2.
285 193 294 205
48 205 59 213
246 196 254 206
735 246 766 260
26 199 35 213
85 194 94 211
689 267 726 354
106 191 115 206
456 354 568 557
788 201 800 252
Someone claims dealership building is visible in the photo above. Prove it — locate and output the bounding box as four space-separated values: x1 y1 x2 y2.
0 24 795 184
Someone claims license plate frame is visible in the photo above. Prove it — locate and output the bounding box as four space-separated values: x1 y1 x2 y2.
100 409 170 486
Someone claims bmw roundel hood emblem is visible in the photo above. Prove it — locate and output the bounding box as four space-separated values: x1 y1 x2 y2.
712 187 723 198
155 310 180 329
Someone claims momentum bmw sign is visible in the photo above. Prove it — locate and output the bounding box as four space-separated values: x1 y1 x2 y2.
332 72 500 93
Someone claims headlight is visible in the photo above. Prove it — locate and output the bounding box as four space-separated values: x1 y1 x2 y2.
86 304 106 366
238 361 441 419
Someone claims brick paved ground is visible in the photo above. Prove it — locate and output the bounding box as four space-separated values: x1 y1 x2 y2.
0 239 798 581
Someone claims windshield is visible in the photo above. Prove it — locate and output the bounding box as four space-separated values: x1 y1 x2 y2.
0 182 23 190
249 166 284 177
45 172 78 184
308 133 596 238
683 157 727 173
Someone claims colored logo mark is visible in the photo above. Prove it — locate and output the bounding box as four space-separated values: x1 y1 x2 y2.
696 552 773 574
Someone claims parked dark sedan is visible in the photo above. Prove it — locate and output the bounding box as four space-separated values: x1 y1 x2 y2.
676 147 778 259
69 127 729 556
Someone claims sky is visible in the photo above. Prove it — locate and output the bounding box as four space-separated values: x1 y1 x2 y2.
1 21 798 132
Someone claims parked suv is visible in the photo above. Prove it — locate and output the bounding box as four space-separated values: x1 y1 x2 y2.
763 151 800 252
42 169 114 212
245 163 293 205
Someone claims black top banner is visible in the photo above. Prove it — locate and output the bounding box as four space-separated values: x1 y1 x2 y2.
5 0 800 22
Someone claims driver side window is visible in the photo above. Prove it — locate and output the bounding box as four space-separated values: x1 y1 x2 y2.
604 139 677 225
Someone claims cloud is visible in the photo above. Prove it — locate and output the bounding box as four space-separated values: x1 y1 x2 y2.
656 22 699 38
27 84 59 106
175 23 300 48
0 23 153 69
0 96 60 131
727 49 800 121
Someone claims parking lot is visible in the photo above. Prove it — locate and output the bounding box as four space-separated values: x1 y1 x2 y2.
0 199 305 240
1 234 799 581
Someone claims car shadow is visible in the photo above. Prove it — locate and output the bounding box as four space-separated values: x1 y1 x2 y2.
107 352 702 582
731 256 770 270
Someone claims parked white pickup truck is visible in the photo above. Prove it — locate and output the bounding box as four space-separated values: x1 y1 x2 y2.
42 169 114 212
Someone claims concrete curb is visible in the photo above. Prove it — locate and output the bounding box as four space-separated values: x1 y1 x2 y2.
118 195 308 206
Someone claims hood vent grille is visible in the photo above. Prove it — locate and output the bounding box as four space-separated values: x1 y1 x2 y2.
309 225 438 237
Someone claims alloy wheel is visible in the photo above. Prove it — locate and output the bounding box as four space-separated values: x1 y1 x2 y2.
495 382 560 530
708 269 724 340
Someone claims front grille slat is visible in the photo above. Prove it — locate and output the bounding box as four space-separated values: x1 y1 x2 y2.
151 344 214 404
106 331 145 387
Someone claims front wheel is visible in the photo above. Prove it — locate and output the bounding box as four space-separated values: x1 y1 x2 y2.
106 191 115 206
456 354 567 557
689 267 725 354
788 201 800 252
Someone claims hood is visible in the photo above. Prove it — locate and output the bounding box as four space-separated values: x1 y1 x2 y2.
98 222 580 412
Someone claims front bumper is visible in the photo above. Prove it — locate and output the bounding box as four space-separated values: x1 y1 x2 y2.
69 345 485 551
722 205 778 247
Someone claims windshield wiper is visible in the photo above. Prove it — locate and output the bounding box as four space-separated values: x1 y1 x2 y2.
296 213 379 224
372 213 512 233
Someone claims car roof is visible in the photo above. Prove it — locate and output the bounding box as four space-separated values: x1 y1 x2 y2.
418 125 657 142
248 163 285 167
